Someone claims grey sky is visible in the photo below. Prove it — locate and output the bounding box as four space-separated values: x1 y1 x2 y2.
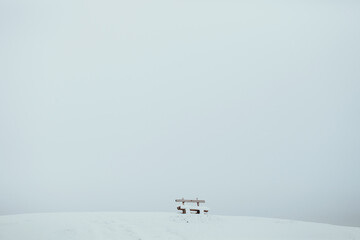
1 0 360 227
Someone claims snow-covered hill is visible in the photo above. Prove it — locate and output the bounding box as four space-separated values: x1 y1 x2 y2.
0 212 359 240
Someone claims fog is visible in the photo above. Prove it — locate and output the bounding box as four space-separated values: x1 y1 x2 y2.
1 0 359 227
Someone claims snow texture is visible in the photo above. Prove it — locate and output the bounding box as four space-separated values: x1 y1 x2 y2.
0 212 359 240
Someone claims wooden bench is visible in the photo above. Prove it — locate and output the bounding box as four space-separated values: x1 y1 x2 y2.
175 198 209 214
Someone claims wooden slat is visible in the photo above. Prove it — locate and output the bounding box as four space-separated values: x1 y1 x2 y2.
175 199 205 203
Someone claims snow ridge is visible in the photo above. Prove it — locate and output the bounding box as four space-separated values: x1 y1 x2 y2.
0 212 359 240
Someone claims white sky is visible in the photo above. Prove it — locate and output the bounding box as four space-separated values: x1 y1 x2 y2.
1 0 360 227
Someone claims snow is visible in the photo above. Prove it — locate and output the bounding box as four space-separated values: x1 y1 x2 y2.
0 212 359 240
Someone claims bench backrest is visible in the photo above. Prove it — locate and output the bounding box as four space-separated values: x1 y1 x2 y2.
175 198 205 204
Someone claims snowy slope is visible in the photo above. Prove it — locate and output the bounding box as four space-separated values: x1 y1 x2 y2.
0 212 359 240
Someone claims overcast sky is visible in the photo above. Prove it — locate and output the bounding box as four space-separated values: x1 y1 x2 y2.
1 0 360 227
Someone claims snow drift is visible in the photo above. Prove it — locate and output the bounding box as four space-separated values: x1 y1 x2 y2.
0 212 359 240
